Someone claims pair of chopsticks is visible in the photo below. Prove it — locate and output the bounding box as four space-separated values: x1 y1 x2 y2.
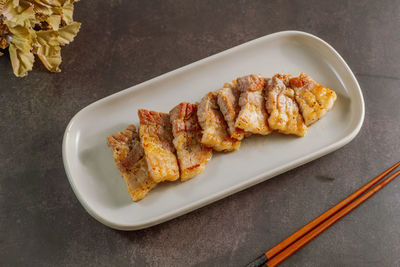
247 161 400 267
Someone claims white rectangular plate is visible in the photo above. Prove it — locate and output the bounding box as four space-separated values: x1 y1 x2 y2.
63 31 364 230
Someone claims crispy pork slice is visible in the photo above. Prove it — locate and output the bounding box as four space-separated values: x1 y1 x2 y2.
138 109 180 183
198 92 241 152
289 73 337 126
265 74 308 137
217 81 245 140
107 125 157 202
170 103 212 181
234 74 272 135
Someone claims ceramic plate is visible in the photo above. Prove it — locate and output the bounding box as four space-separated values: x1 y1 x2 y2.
62 31 364 230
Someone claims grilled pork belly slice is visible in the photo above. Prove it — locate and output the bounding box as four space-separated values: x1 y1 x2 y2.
265 74 308 137
198 92 241 152
170 103 212 181
217 81 245 140
234 74 272 135
138 109 180 183
107 125 157 202
289 73 337 126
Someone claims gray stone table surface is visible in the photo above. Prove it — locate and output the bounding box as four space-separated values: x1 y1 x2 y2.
1 1 400 266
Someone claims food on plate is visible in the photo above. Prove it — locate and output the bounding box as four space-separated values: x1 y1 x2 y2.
107 72 337 201
107 125 157 201
234 74 272 135
170 103 213 181
198 92 241 152
138 109 180 183
217 81 245 140
289 73 337 126
265 74 308 137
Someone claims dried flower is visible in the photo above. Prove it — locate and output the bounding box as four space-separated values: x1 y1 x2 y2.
0 0 81 77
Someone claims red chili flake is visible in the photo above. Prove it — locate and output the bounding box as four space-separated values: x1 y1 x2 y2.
187 164 200 170
290 77 306 87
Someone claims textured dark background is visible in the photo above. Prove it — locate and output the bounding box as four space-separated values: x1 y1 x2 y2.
1 1 400 266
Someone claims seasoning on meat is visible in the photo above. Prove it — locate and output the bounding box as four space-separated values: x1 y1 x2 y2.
265 74 307 136
198 92 241 152
107 125 157 202
234 74 272 135
217 81 245 140
138 109 180 182
170 103 212 181
289 73 337 126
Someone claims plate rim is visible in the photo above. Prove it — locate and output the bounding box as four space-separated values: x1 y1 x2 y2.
62 30 365 230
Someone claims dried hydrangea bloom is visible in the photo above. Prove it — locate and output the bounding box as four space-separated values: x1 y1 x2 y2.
0 0 81 77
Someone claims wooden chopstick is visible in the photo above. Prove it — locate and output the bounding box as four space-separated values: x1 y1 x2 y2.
265 168 400 267
246 161 400 267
